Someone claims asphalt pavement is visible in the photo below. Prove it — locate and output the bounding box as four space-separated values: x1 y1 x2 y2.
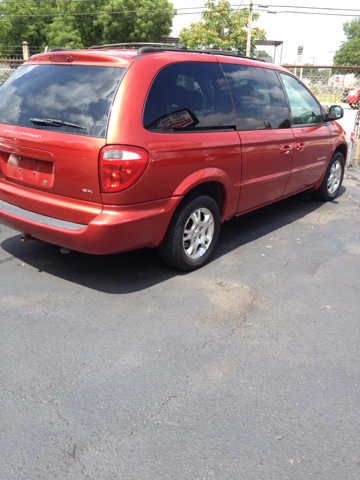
1 167 360 478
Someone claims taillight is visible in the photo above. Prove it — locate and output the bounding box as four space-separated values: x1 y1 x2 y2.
99 146 149 193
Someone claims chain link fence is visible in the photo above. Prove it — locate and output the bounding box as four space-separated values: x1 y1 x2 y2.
0 45 44 84
283 66 360 108
0 59 24 84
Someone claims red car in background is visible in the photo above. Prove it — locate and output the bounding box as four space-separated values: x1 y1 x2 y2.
347 86 360 109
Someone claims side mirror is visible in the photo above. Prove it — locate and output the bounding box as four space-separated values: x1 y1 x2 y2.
324 105 344 121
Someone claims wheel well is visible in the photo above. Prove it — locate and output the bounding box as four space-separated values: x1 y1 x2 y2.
181 181 225 214
334 143 347 160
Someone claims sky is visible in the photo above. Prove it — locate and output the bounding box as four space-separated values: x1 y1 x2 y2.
170 0 360 65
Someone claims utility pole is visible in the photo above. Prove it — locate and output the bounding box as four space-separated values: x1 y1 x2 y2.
246 0 253 57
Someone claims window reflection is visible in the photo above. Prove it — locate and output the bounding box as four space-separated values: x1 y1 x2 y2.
0 65 126 137
279 73 322 125
221 64 291 131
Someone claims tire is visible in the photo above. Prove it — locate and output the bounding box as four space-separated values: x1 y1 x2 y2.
315 152 344 201
159 195 221 271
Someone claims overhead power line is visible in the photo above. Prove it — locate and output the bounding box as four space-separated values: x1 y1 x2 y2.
3 0 360 10
1 1 360 10
254 4 360 11
272 11 360 16
1 3 360 19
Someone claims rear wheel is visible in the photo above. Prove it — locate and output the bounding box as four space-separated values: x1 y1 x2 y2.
159 195 221 270
315 152 344 201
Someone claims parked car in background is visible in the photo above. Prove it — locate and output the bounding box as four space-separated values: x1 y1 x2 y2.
0 44 347 270
347 86 360 109
341 87 352 103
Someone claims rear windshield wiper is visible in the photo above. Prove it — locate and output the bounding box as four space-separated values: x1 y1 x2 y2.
29 118 87 130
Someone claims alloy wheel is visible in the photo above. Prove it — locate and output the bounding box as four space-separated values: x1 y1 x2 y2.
183 208 215 259
327 160 342 195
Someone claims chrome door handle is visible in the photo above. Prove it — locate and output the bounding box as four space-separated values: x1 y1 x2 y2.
295 142 305 152
280 144 293 154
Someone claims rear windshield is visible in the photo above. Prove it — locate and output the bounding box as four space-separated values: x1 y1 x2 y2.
0 64 126 138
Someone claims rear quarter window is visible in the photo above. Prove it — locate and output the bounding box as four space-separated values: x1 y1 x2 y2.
143 62 236 132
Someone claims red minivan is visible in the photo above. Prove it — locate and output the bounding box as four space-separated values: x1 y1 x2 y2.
0 44 347 270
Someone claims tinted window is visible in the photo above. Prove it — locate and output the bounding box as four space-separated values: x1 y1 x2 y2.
0 64 126 137
221 64 290 131
279 73 322 125
143 62 235 131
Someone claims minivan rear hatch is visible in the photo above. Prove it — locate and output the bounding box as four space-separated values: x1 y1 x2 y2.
0 57 128 204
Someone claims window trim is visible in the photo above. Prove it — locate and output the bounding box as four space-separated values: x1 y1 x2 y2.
277 71 325 128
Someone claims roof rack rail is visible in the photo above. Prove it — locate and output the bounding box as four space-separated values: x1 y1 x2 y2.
88 42 187 50
137 46 265 62
138 46 188 54
49 48 75 52
190 48 266 61
87 42 265 62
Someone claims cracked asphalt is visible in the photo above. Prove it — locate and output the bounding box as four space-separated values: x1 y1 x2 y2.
1 166 360 480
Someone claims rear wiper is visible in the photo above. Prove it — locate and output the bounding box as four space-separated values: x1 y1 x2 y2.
29 118 87 130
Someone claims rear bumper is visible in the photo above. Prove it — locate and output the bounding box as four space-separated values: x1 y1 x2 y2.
0 197 180 255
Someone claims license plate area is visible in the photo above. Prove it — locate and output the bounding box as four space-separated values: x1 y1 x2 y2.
0 152 54 188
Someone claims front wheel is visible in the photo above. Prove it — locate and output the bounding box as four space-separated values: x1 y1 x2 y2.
159 195 221 270
315 152 344 201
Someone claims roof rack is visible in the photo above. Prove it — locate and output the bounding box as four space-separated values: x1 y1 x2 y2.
87 42 265 61
49 48 75 52
137 46 265 62
88 42 188 50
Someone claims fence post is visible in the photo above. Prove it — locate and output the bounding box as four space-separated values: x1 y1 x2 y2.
355 139 360 166
346 141 355 167
22 41 30 60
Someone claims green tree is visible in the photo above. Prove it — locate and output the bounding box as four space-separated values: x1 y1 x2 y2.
343 17 360 41
0 0 52 54
258 50 270 58
0 0 175 51
179 0 266 55
46 0 175 48
333 17 360 74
